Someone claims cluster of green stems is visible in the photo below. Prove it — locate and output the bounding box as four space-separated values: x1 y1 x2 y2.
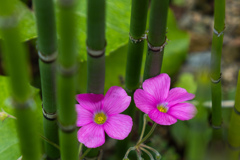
124 114 161 160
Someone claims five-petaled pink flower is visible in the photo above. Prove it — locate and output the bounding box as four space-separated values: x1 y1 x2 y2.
76 86 133 148
134 73 196 125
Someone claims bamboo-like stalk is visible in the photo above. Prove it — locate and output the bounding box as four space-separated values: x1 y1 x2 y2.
125 0 149 95
227 71 240 159
210 0 225 140
84 0 106 158
143 0 169 81
33 0 59 159
0 1 41 160
86 0 106 95
57 0 78 160
117 0 149 157
140 0 169 136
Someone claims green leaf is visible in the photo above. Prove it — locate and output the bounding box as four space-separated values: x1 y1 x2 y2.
72 0 131 61
0 76 43 159
174 73 197 94
0 0 37 42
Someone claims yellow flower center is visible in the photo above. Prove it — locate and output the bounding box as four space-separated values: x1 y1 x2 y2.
157 105 168 113
94 112 107 124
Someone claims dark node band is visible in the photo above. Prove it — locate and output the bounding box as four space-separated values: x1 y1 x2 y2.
211 124 222 129
58 122 76 133
12 98 35 109
38 51 58 63
0 15 17 28
129 33 147 43
42 105 57 121
57 64 78 77
147 36 168 52
213 27 225 37
210 73 222 84
87 41 106 58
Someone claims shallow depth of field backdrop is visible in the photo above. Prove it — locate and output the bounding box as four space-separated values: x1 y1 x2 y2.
0 0 240 160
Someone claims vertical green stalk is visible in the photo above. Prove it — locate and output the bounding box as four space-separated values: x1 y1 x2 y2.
210 0 225 140
117 0 149 158
227 71 240 160
140 0 169 135
33 0 60 159
143 0 169 81
84 0 106 158
0 1 41 160
86 0 106 94
125 0 149 96
57 0 78 160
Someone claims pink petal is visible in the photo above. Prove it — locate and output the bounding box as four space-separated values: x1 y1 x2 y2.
104 114 133 140
167 103 197 120
76 104 93 127
103 86 131 115
76 94 104 112
149 109 177 125
134 89 157 114
77 123 105 148
165 88 195 107
142 73 170 103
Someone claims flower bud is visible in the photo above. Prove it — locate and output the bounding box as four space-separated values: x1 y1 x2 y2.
0 111 8 121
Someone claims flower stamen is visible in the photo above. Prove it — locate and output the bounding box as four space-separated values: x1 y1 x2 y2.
94 112 107 124
157 105 168 113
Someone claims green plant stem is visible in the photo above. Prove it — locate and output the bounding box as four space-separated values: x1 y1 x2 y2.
125 0 149 94
86 0 106 95
57 0 78 160
33 0 59 159
137 123 157 145
143 0 169 81
0 1 41 159
80 148 91 160
121 1 149 154
140 147 154 160
228 71 240 159
210 0 225 140
84 0 106 158
140 0 169 139
137 114 147 144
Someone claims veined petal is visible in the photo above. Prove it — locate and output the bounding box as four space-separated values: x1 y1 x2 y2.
149 109 177 125
167 103 197 120
77 123 105 148
134 89 157 114
142 73 170 103
165 88 195 107
76 104 93 127
76 94 104 112
104 114 133 140
103 86 131 115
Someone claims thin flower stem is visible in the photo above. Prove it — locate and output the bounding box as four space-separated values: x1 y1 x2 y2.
39 134 60 150
140 147 154 160
78 143 83 155
140 144 161 159
123 147 136 159
80 148 92 160
137 123 157 145
137 114 147 144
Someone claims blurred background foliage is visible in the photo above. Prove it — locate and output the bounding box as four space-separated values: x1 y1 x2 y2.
1 0 240 159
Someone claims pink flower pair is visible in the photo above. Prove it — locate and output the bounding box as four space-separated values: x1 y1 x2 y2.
76 73 196 148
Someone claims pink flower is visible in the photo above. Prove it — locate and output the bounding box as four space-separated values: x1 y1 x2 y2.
134 73 196 125
76 86 133 148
